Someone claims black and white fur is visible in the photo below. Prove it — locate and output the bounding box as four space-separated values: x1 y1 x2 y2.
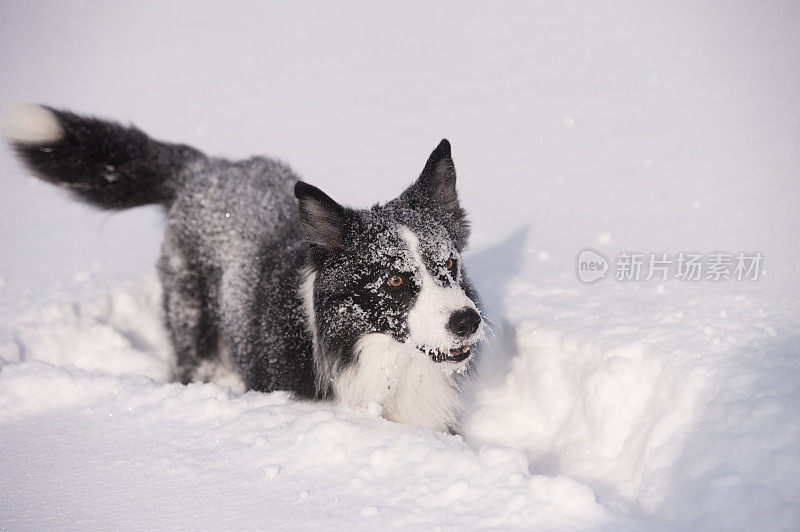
2 104 484 432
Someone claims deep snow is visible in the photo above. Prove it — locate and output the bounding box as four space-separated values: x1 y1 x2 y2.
1 1 799 530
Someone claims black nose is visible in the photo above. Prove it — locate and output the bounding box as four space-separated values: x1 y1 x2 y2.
447 307 481 337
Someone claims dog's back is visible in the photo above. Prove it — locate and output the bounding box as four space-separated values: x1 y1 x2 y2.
159 155 317 394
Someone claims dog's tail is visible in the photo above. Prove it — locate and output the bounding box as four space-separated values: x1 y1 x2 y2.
1 103 205 209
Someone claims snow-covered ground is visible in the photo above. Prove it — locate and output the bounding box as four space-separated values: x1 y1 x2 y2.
1 1 799 529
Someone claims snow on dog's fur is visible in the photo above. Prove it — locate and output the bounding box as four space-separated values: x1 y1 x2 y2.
2 104 484 432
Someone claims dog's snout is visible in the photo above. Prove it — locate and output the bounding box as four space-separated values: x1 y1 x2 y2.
447 307 481 337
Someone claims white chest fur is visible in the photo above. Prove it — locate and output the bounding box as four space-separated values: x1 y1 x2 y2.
335 333 462 431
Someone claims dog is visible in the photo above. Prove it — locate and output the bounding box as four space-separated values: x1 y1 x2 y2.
1 104 484 432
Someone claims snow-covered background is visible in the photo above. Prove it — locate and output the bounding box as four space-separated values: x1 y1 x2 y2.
1 1 799 529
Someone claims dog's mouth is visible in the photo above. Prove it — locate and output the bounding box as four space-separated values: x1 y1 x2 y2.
419 343 473 363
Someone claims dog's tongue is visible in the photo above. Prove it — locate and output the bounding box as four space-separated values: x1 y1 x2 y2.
448 344 470 356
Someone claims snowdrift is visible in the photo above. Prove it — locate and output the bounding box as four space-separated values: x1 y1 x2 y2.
2 258 797 529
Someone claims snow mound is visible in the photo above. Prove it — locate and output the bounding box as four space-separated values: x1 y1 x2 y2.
1 264 798 529
464 265 800 530
0 278 172 381
1 359 617 530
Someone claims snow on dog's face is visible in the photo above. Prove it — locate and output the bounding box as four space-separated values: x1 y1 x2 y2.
295 140 483 394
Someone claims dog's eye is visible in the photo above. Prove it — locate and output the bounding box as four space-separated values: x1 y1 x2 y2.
446 257 457 271
387 275 404 287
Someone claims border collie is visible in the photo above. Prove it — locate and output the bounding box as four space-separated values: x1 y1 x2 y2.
1 104 484 432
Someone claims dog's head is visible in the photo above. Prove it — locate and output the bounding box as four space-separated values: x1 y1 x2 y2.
295 140 484 385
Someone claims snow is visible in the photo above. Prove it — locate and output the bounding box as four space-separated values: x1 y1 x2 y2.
0 279 620 529
1 1 799 530
0 361 623 530
464 275 800 528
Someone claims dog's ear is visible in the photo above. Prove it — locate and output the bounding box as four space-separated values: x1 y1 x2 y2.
400 139 470 248
294 181 349 251
405 139 461 214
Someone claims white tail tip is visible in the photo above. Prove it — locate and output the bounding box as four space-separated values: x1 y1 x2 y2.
1 103 64 145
